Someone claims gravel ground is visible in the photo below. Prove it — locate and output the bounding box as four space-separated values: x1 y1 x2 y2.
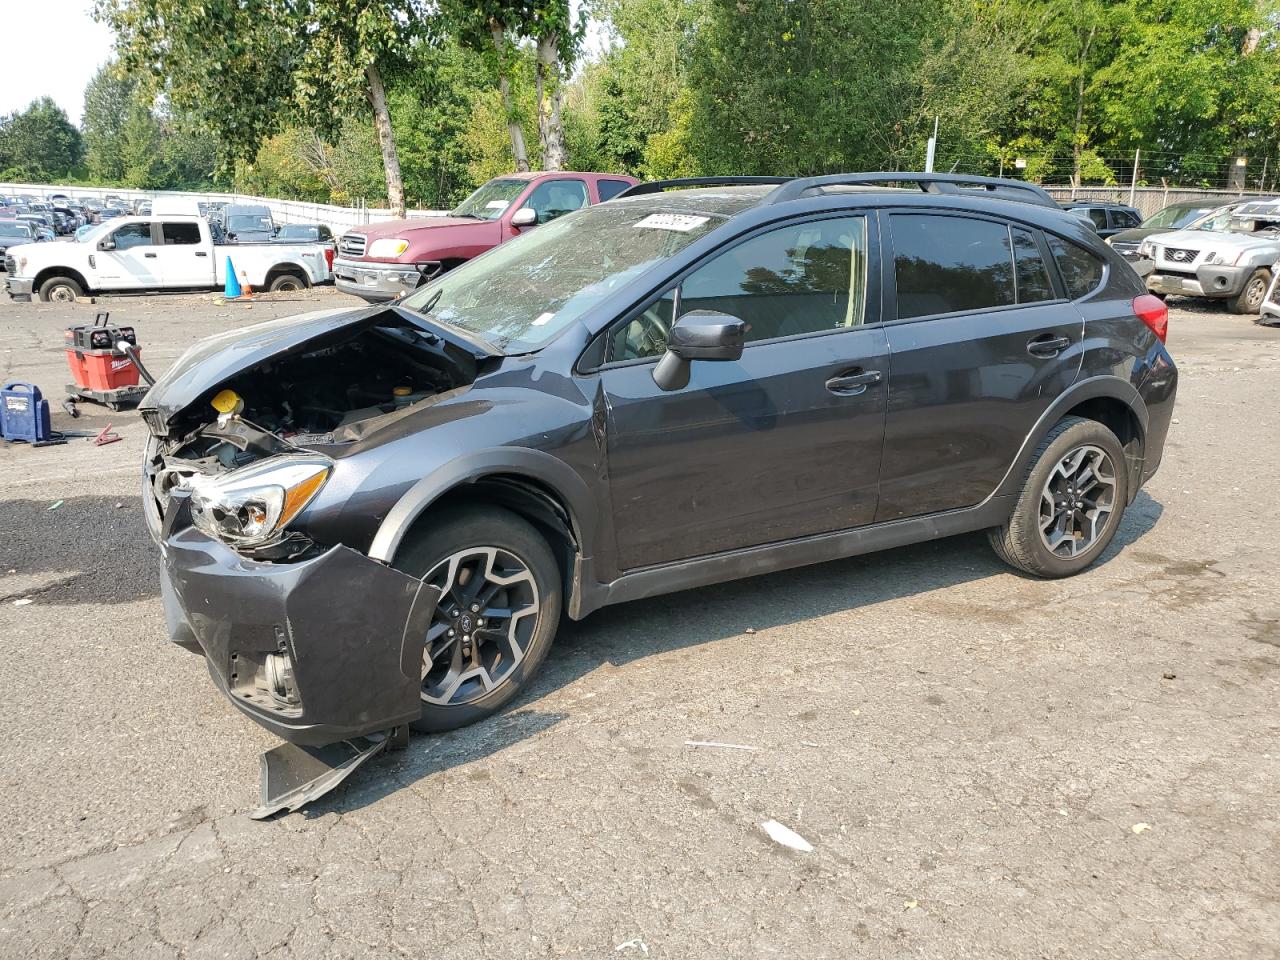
0 287 1277 960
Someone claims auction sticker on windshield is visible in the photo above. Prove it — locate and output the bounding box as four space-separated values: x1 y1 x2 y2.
634 213 711 232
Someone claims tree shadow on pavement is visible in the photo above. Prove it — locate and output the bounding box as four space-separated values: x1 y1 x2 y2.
0 495 156 604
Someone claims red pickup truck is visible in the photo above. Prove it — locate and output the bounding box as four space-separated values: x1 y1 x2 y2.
333 171 638 303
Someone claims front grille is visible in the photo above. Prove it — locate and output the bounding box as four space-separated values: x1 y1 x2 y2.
3 255 14 273
1164 247 1199 264
338 232 367 257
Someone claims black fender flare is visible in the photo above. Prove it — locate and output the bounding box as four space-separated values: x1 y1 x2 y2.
992 375 1148 501
366 447 598 566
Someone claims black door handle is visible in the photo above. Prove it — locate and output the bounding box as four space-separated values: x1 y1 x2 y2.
825 369 882 396
1027 335 1071 358
143 252 157 259
195 251 208 257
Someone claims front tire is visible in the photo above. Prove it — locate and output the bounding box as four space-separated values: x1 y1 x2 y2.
38 276 83 303
989 417 1128 578
395 505 562 733
1229 268 1270 314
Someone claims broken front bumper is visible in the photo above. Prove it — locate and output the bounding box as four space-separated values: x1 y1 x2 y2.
161 515 436 746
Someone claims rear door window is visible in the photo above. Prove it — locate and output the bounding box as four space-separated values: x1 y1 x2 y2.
161 222 201 245
890 214 1015 319
1086 208 1108 230
1046 235 1105 299
597 179 633 202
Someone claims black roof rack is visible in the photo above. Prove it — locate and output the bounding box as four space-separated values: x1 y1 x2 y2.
615 176 793 198
762 172 1060 209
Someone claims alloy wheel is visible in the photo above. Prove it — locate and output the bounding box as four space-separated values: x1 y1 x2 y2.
1038 444 1117 558
49 284 76 303
421 546 540 706
1244 276 1267 309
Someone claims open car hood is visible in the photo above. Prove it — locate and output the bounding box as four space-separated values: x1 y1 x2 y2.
139 304 498 428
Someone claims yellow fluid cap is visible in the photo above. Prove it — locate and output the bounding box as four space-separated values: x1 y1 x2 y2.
211 389 242 414
393 386 413 397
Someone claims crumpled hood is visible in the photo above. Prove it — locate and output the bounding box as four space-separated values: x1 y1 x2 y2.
139 304 498 428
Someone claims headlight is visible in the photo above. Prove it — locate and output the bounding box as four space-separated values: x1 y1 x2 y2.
368 237 410 258
185 455 330 548
1206 249 1242 266
1138 241 1152 258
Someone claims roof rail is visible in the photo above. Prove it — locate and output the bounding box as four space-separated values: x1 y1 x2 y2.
615 176 793 198
763 173 1060 209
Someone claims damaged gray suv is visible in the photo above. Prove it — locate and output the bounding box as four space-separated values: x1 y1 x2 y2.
142 174 1177 811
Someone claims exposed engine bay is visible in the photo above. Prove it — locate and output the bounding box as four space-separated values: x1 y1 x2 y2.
146 314 484 525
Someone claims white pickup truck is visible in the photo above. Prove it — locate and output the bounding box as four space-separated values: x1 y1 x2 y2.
4 211 333 303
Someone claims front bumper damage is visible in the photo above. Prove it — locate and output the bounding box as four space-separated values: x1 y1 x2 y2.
159 495 438 814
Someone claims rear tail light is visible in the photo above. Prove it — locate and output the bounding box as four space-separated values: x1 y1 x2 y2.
1133 294 1168 343
324 247 335 270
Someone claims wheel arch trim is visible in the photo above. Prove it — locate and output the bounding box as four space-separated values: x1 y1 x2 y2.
993 375 1148 501
367 447 597 566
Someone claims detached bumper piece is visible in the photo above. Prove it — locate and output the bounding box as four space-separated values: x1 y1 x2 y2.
251 726 408 820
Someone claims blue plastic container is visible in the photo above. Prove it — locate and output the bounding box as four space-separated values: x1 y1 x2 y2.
0 382 53 443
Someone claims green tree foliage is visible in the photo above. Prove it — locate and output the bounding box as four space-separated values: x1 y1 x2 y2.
83 62 222 189
97 0 434 214
0 98 84 182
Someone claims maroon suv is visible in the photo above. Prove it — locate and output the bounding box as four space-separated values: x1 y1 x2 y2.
333 171 638 302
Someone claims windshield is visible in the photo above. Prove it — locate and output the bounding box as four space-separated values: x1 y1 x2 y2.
0 222 32 239
228 215 272 233
400 201 726 352
451 179 528 221
77 221 115 245
1191 207 1241 232
1141 207 1208 229
275 225 316 240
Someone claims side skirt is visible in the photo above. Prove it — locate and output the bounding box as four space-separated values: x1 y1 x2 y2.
573 494 1016 618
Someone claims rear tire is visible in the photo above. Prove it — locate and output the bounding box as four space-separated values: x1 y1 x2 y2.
268 272 306 292
38 276 83 303
395 505 562 733
1229 268 1270 314
989 417 1129 578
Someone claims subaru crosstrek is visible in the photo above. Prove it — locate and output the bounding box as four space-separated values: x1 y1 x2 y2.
142 173 1177 757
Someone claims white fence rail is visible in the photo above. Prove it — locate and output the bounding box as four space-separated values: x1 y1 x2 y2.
8 180 1275 228
0 183 447 230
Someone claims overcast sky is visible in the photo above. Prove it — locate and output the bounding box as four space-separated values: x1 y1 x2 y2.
2 0 606 128
2 0 113 126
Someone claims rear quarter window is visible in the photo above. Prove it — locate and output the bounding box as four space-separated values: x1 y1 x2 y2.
1046 235 1105 299
597 179 633 202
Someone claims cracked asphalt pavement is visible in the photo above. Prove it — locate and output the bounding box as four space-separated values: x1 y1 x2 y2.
0 288 1277 959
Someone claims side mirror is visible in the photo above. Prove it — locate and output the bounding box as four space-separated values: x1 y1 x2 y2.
652 310 747 391
511 207 538 228
97 238 115 251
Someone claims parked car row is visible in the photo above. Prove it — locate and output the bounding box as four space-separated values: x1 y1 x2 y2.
4 200 334 301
